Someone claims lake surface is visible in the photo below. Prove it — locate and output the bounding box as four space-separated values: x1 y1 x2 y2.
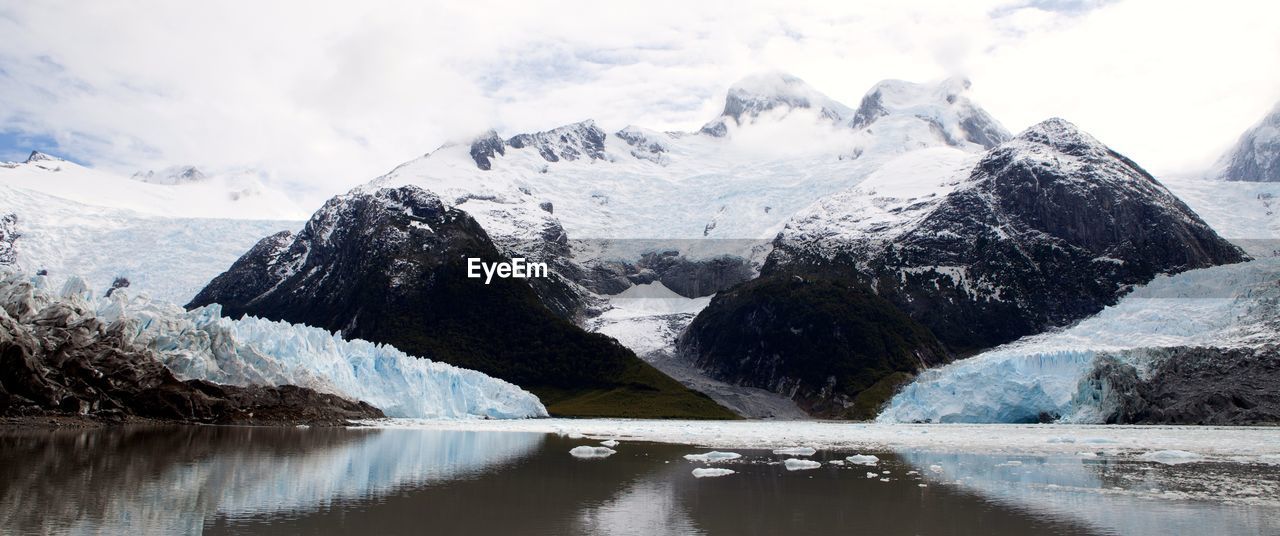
1 425 1278 535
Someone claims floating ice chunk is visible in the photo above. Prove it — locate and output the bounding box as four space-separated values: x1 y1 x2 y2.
845 454 880 466
567 432 586 439
570 446 617 459
917 483 928 488
879 478 890 482
684 451 742 463
600 439 620 447
929 464 944 473
692 468 736 478
1077 452 1099 458
829 460 845 466
773 447 817 456
784 459 821 471
866 472 879 478
1139 450 1202 465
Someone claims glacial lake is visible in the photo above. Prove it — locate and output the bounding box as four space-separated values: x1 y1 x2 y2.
2 423 1279 535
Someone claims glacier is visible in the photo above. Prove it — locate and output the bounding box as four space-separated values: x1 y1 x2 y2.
0 184 298 305
878 257 1280 424
11 271 547 419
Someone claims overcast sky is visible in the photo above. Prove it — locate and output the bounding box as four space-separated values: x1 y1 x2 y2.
1 0 1277 202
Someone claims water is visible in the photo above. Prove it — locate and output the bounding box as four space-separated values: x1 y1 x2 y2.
1 425 1277 535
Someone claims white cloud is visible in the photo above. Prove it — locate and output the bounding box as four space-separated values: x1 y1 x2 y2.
0 0 1276 208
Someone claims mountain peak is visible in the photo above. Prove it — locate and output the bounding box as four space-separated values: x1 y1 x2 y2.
847 77 1009 149
1012 117 1107 157
505 119 607 163
24 151 62 164
701 71 852 136
132 165 208 185
1216 100 1280 182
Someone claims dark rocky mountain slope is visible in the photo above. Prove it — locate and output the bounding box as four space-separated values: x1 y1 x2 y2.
678 272 948 419
1217 101 1280 182
681 118 1247 418
189 186 734 419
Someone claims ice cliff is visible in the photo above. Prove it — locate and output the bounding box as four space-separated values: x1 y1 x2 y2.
71 275 549 419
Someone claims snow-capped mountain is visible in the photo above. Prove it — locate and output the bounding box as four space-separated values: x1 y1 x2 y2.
767 118 1246 352
366 72 1009 255
1216 101 1280 182
132 165 207 185
698 71 854 136
0 151 308 220
846 77 1009 151
676 118 1246 418
188 185 735 419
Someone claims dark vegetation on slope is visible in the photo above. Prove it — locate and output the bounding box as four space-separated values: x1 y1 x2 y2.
678 272 949 419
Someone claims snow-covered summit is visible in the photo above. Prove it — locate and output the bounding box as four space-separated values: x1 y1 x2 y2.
378 74 1008 248
23 150 62 164
506 119 608 163
699 72 853 136
771 117 1246 351
132 165 208 185
1216 100 1280 182
848 76 1010 150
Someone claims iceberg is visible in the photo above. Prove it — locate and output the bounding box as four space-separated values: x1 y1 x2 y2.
82 277 548 419
845 454 880 466
570 446 617 459
879 259 1280 424
683 451 742 463
691 468 736 478
783 459 821 471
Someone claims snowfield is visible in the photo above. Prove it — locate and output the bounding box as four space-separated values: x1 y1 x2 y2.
1 153 309 220
0 185 296 305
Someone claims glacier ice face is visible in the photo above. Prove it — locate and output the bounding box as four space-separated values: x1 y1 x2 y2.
92 285 548 419
878 258 1280 424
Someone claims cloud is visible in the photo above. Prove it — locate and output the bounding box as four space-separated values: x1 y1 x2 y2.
0 0 1277 208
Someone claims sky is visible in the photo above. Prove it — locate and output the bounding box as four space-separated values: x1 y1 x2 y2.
1 0 1278 204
